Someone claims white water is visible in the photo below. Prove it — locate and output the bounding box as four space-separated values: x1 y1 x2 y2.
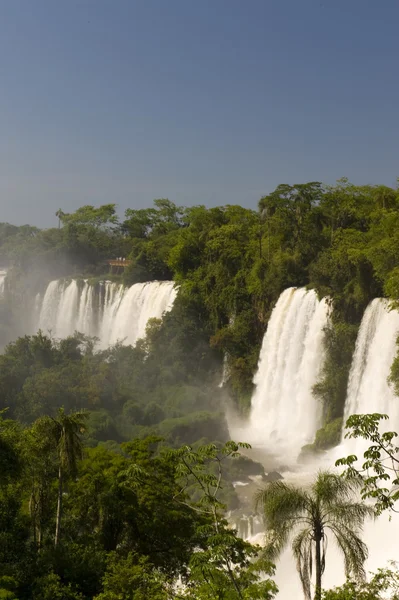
219 354 230 388
37 279 177 347
245 296 399 598
341 298 399 456
219 316 235 388
0 270 7 297
246 287 329 459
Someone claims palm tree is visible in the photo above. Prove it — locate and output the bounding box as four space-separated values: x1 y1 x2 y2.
25 419 56 549
50 408 88 547
255 471 374 600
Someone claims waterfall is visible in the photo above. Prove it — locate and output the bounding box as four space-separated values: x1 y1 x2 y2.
248 287 329 458
219 354 230 388
37 279 177 347
219 315 235 388
341 298 399 455
99 281 177 347
0 270 6 297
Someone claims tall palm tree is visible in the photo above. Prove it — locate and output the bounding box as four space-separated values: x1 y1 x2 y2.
50 408 88 547
255 471 374 600
25 419 57 548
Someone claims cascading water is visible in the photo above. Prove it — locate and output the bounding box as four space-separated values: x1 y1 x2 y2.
219 315 235 388
232 294 399 599
37 279 177 347
274 298 399 599
219 355 230 388
341 298 399 455
99 281 177 347
0 270 7 297
248 287 329 458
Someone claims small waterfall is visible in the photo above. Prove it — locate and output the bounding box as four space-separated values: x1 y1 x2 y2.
219 354 230 388
0 270 6 297
235 514 264 541
219 316 235 388
341 298 399 455
37 279 177 347
248 287 329 458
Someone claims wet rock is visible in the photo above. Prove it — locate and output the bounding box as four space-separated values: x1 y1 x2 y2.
263 470 283 482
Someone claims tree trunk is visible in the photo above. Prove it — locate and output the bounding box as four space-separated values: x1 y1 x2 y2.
38 486 44 550
55 466 63 547
29 491 37 545
314 534 322 600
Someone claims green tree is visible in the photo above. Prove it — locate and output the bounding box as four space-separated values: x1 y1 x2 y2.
94 553 169 600
40 409 88 546
336 413 399 514
174 441 277 600
0 412 21 484
32 573 84 600
0 576 19 600
255 471 373 600
57 205 119 230
322 564 399 599
64 438 203 578
24 418 58 547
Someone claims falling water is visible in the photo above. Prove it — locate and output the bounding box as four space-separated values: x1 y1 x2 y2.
274 299 399 598
0 270 6 297
99 281 177 347
341 298 399 455
219 315 235 388
219 354 230 388
37 279 177 347
248 287 329 458
234 295 399 598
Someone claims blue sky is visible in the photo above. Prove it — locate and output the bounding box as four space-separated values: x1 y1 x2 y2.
1 0 398 227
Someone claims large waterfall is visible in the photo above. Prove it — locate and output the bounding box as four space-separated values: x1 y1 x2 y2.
232 292 399 599
341 298 399 454
248 287 329 458
37 279 177 347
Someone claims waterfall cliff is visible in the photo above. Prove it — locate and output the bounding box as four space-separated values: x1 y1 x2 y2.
249 287 329 457
341 298 399 454
37 279 177 347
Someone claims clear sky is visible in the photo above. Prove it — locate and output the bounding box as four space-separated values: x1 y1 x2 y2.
1 0 398 227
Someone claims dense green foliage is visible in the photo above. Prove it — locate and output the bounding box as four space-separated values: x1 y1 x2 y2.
322 565 399 599
2 178 399 418
2 180 399 596
337 413 399 514
0 329 230 450
0 418 276 600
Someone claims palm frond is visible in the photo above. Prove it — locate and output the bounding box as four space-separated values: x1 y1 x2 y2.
262 522 291 562
313 471 363 506
292 527 313 600
324 500 375 529
329 523 368 581
321 534 328 576
255 481 310 531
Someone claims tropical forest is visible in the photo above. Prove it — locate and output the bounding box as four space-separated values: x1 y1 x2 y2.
1 179 399 598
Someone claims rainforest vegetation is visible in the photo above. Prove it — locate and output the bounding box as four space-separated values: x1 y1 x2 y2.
0 413 278 599
2 179 399 431
1 179 399 597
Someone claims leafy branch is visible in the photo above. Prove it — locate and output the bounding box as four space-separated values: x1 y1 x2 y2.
336 413 399 514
